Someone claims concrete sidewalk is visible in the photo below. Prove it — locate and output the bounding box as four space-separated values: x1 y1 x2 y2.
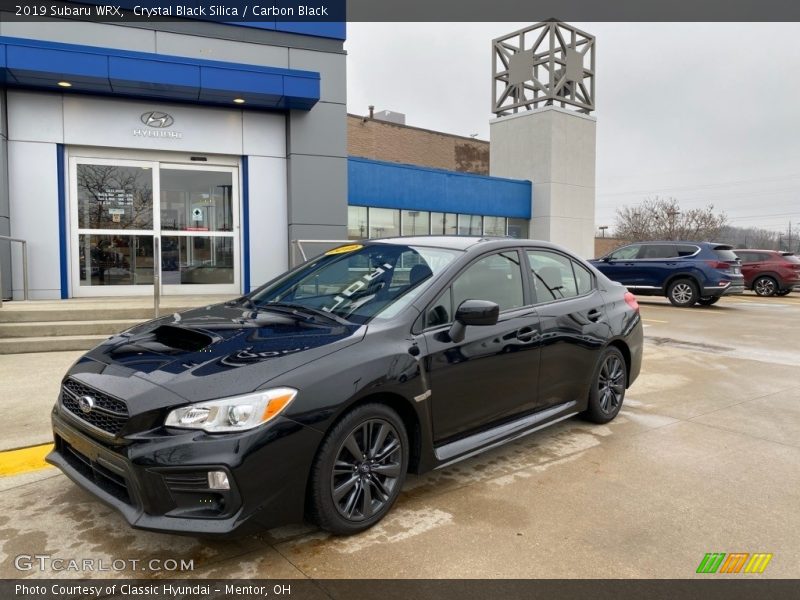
0 350 83 451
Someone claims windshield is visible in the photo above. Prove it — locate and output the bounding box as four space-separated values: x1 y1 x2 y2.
248 243 461 325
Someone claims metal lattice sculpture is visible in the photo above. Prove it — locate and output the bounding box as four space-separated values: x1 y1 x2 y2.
492 21 596 116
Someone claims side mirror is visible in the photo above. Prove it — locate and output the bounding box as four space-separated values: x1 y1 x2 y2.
602 256 612 263
448 299 500 343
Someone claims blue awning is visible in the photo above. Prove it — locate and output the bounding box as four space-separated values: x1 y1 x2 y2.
0 35 320 110
348 157 532 219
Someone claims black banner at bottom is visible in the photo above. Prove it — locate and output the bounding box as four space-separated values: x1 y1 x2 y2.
3 579 799 600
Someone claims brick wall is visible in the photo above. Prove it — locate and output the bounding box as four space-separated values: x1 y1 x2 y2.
594 237 629 259
347 114 490 174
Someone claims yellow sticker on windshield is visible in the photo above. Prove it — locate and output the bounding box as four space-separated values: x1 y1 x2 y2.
325 244 363 255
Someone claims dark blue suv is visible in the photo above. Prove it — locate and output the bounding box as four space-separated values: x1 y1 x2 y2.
591 241 745 307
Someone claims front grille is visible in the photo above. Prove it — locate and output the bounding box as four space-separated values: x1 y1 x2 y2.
61 379 129 436
59 438 132 505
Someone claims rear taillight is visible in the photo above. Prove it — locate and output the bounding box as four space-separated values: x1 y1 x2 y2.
706 260 731 270
624 291 639 313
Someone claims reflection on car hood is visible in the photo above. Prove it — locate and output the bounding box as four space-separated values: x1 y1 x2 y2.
79 303 364 401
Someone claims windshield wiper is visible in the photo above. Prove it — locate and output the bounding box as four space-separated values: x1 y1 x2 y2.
258 302 352 326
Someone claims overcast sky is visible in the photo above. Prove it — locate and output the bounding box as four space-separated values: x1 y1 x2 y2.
344 23 800 234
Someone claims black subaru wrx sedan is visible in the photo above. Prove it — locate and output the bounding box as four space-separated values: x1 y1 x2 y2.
48 237 643 536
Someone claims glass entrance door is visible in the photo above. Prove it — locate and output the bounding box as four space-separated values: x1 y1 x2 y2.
159 165 238 294
70 157 240 297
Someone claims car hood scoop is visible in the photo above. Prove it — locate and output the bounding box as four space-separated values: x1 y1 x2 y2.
79 302 365 402
150 324 215 352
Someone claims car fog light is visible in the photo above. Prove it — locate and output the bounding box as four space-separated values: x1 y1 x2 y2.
208 470 230 490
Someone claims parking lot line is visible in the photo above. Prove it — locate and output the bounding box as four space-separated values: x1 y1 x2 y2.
0 443 53 477
642 318 669 324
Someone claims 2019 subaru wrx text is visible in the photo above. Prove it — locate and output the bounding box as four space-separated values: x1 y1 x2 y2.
48 237 642 537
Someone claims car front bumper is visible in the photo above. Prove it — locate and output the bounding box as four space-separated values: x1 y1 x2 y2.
47 404 323 537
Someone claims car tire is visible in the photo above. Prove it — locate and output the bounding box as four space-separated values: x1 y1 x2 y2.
753 276 778 296
666 278 699 307
308 403 409 535
584 347 627 424
775 289 792 296
697 296 720 306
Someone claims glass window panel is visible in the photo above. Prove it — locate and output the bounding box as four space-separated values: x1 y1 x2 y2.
348 206 368 240
160 169 234 232
452 252 524 312
77 164 153 230
368 208 400 238
458 214 483 235
426 287 452 328
78 234 154 286
432 212 458 235
161 236 234 285
430 212 445 235
527 250 580 301
608 245 641 260
401 210 430 236
444 213 458 235
507 218 529 239
483 216 507 236
573 261 594 295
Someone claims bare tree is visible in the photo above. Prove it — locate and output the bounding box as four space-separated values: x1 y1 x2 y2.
614 197 727 242
717 225 781 249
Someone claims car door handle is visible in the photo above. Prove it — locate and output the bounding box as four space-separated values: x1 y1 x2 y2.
587 308 603 323
516 326 537 342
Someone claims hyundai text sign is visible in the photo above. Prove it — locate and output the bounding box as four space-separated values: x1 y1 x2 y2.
133 111 183 139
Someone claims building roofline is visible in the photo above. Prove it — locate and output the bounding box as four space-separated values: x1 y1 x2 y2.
347 113 488 144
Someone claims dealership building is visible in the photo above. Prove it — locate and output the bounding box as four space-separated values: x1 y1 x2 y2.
0 17 595 300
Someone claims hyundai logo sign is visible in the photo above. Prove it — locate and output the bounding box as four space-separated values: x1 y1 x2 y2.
78 395 95 414
140 111 174 128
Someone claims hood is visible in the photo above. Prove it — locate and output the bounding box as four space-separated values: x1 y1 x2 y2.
79 302 365 402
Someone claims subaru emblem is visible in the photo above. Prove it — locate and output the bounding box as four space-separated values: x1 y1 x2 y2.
78 395 95 414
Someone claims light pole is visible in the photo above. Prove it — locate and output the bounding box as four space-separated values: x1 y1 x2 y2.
598 225 609 238
666 209 680 240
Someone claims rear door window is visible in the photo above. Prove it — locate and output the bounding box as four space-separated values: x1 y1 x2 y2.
527 250 594 301
677 244 699 257
637 244 678 259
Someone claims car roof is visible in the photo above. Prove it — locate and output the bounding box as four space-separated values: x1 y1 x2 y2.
366 235 569 253
630 241 733 249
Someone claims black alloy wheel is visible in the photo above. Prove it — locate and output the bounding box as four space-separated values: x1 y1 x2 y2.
667 278 699 307
308 403 408 534
753 276 777 297
585 347 627 424
697 296 720 306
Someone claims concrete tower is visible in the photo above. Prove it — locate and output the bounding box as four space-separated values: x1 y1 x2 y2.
489 21 597 258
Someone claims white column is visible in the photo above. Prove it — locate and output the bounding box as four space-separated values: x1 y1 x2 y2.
490 106 596 259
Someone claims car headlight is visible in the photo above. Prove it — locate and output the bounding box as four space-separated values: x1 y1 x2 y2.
164 387 297 433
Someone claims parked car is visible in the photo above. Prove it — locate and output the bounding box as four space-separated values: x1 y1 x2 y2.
47 237 642 537
590 241 745 307
733 249 800 296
